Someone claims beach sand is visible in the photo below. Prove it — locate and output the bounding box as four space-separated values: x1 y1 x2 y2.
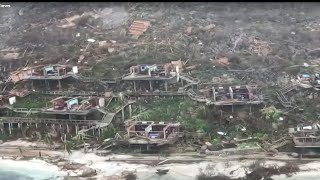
0 140 320 179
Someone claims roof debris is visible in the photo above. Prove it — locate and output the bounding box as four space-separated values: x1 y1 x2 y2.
128 20 151 39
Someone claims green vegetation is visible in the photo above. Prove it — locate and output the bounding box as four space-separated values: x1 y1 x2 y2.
252 133 268 141
0 133 8 141
61 135 73 157
106 98 122 112
231 79 242 85
260 106 282 122
133 99 210 132
12 95 49 108
101 126 119 140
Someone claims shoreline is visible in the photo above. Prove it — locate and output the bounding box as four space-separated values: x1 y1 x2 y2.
0 140 319 179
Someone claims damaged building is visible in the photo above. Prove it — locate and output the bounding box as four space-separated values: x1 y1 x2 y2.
125 120 184 150
195 85 264 111
122 60 184 92
289 123 320 148
9 64 79 90
0 95 107 135
43 96 103 118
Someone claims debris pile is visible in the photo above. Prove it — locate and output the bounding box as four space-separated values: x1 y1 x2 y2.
128 20 151 39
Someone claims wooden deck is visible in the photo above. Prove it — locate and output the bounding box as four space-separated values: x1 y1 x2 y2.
0 117 100 125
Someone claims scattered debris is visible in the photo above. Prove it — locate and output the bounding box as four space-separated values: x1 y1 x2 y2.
213 57 230 67
87 39 96 43
249 38 272 56
57 14 82 28
98 41 107 47
202 24 215 31
108 48 115 53
128 20 151 39
78 55 85 63
185 26 192 35
156 169 169 176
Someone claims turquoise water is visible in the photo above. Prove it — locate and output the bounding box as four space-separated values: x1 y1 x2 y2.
0 159 63 180
0 169 33 180
0 168 59 180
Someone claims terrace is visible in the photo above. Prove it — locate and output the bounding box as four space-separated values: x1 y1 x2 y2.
126 121 183 145
122 60 182 81
10 65 78 83
210 85 264 106
43 96 100 115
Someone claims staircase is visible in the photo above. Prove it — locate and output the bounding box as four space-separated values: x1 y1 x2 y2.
180 74 199 83
276 83 298 108
279 84 298 94
262 94 270 101
102 112 116 122
178 83 195 93
276 91 292 108
93 98 136 129
96 107 107 114
277 83 300 107
187 90 208 103
178 74 200 93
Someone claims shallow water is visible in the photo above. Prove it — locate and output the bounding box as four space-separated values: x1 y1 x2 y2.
274 176 319 180
0 159 63 180
0 168 60 180
0 169 33 180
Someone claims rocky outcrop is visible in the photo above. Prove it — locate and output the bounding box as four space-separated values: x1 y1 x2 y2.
77 166 97 177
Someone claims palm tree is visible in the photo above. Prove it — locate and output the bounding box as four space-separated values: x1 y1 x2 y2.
260 106 282 122
61 134 72 158
44 133 54 150
71 131 92 148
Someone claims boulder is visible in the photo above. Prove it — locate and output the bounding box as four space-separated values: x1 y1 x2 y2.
201 145 207 150
79 166 97 177
63 163 83 170
63 177 79 180
291 152 299 158
57 161 66 166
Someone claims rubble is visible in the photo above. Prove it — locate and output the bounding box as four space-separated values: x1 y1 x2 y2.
249 37 272 56
213 57 230 67
202 24 215 31
185 26 192 35
128 20 151 39
98 41 107 47
2 2 320 158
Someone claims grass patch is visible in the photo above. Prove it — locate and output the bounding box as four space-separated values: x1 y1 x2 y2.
133 98 210 132
12 95 49 108
106 99 122 112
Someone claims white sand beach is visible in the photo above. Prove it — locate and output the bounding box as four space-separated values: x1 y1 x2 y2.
0 140 320 179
